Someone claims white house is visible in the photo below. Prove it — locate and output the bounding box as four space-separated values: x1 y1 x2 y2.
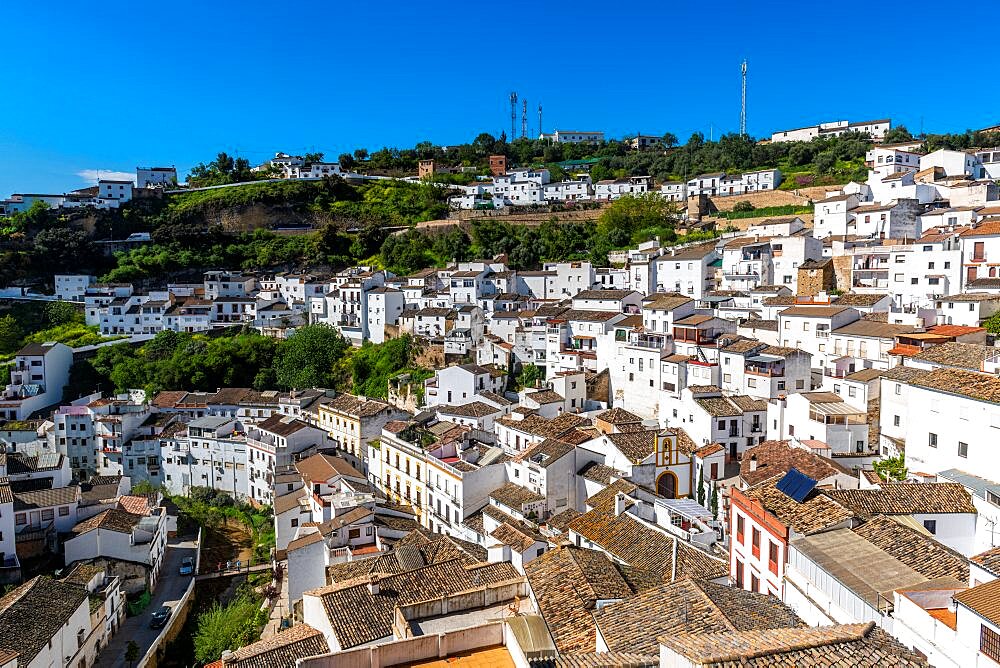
0 342 73 421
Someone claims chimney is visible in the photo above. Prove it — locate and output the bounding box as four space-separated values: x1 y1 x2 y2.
368 576 380 595
614 493 628 516
748 454 757 472
222 651 236 665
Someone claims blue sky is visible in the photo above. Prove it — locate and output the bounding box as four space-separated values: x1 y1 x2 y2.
3 0 999 196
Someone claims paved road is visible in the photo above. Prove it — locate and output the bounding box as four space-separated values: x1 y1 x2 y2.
95 536 199 668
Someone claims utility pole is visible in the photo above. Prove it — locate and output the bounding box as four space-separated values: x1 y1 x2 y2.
538 104 543 138
522 99 528 139
509 92 518 141
740 60 748 137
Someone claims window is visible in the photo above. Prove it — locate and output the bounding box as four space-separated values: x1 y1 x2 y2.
928 433 938 448
923 519 937 534
59 506 69 516
751 527 761 558
41 509 54 521
15 513 25 526
959 442 968 458
768 541 779 575
735 559 744 588
736 515 745 543
751 573 760 593
795 380 805 389
893 415 900 427
981 625 1000 663
291 518 298 527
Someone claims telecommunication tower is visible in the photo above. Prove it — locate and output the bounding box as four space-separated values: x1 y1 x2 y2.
509 92 518 140
740 60 748 137
521 99 528 138
537 104 543 138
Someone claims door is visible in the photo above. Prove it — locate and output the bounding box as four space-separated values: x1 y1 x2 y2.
29 511 40 527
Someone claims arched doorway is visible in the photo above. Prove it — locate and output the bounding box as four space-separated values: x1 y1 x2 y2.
656 471 678 499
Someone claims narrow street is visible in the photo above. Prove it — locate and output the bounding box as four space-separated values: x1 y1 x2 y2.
94 536 199 668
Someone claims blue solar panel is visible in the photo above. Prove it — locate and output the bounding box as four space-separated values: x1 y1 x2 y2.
775 467 817 503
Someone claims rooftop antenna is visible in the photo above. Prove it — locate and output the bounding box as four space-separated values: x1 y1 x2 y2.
509 92 518 140
740 60 748 137
538 104 543 138
522 99 528 139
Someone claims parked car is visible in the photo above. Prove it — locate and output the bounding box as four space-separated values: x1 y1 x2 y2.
150 605 172 629
179 557 195 576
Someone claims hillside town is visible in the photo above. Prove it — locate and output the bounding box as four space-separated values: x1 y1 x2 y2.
5 118 1000 668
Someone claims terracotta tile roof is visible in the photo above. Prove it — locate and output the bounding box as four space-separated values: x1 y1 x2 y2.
954 578 1000 626
516 438 575 468
911 342 995 371
490 521 545 552
959 221 1000 236
741 441 850 487
497 413 587 439
72 508 143 536
852 516 968 582
550 652 657 667
606 429 659 463
883 365 932 383
257 414 313 437
523 546 634 653
0 576 89 665
273 487 308 515
911 366 1000 404
597 407 643 425
577 462 623 485
436 401 500 418
526 389 564 404
642 292 693 311
309 559 520 649
295 453 364 484
833 293 890 307
741 478 855 535
545 508 582 532
13 484 80 511
567 510 728 584
151 390 187 408
117 494 153 515
659 622 926 667
824 483 976 517
594 578 802 655
833 320 916 339
971 546 1000 577
585 479 638 513
203 624 329 668
938 292 1000 302
489 482 544 509
778 305 850 318
325 392 393 418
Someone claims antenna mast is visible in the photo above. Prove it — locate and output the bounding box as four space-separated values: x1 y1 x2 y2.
740 60 748 137
522 99 528 139
509 92 518 140
538 104 543 138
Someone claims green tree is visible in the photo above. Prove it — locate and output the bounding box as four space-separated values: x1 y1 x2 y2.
32 227 95 268
732 200 755 213
44 301 79 327
517 363 544 390
353 148 368 162
124 640 140 668
0 315 22 354
193 595 267 664
710 483 719 517
873 454 908 482
303 152 325 163
273 324 348 389
697 467 706 506
982 311 1000 334
882 126 915 144
338 153 356 170
661 132 678 148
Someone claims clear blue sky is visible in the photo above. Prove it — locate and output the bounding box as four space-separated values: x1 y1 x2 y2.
3 0 998 196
